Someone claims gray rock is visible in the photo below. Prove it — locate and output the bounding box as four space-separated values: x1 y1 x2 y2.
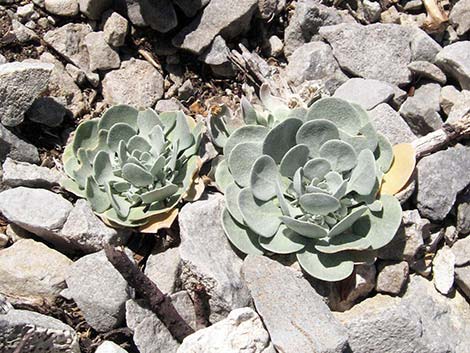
11 19 39 43
121 0 177 33
440 85 463 115
449 0 470 36
178 307 275 353
0 54 6 64
417 145 470 221
333 78 394 110
0 239 72 303
144 247 181 294
2 158 61 188
447 90 470 123
286 41 346 88
378 210 430 263
173 0 210 17
16 4 35 18
320 23 412 86
179 193 251 323
0 124 39 164
0 187 73 248
455 265 470 299
451 237 470 266
399 83 442 136
155 98 186 113
44 24 92 72
363 0 381 22
457 195 470 235
0 233 7 248
65 63 87 86
369 103 417 145
39 52 86 118
65 250 132 332
435 41 470 90
0 308 80 353
95 341 128 353
26 97 66 127
376 261 409 295
126 291 196 353
200 35 230 66
433 246 455 295
284 0 352 56
79 0 112 19
408 61 447 84
60 199 130 254
267 35 284 57
102 59 164 108
242 255 348 353
409 26 442 62
103 12 128 48
0 61 53 127
45 0 79 16
173 0 258 55
84 31 120 72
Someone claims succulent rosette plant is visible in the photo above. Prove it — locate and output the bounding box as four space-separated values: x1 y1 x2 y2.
62 105 204 230
210 86 403 282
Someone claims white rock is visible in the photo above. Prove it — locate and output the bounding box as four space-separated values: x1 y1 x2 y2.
0 239 72 303
451 236 470 266
440 85 463 115
144 247 181 294
0 233 8 248
0 61 53 126
2 158 62 188
177 308 275 353
85 31 120 72
104 12 128 47
0 187 73 249
11 19 39 43
95 341 128 353
102 59 164 108
436 41 470 90
45 0 79 16
333 78 394 110
433 246 455 295
449 0 470 36
79 0 112 19
16 4 35 18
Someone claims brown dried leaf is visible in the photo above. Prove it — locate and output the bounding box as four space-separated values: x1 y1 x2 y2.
139 208 179 234
380 143 416 196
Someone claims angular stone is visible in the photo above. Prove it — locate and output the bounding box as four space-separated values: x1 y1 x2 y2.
417 145 470 221
449 0 470 36
369 103 417 145
177 307 275 353
179 193 251 323
433 246 455 295
0 61 53 126
0 308 80 353
0 54 6 64
26 97 66 127
39 52 86 118
79 0 112 19
44 23 92 72
200 35 230 66
399 83 442 136
451 236 470 266
457 195 470 235
45 0 79 16
173 0 258 55
2 158 62 188
333 78 394 110
173 0 210 17
0 125 39 164
440 85 463 115
60 199 130 254
64 250 131 332
320 23 412 86
455 265 470 298
286 41 347 88
95 341 128 353
120 0 177 33
155 98 185 113
284 0 352 56
0 233 7 248
102 59 164 108
103 12 128 48
0 187 73 249
409 26 442 62
126 291 196 353
84 31 120 72
11 19 39 43
242 255 348 353
436 41 470 90
144 247 181 294
267 35 284 57
0 239 72 303
378 210 429 262
408 61 447 84
376 261 409 295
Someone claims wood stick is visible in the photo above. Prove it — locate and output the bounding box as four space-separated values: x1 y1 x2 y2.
104 245 194 342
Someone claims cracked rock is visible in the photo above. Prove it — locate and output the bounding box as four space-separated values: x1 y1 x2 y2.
2 158 62 188
369 103 417 145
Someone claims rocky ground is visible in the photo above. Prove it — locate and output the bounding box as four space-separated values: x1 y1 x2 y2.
0 0 470 352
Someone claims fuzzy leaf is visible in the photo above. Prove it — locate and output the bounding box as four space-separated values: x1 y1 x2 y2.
328 206 368 238
375 133 394 173
225 183 244 224
72 119 99 155
259 225 307 254
228 142 263 187
250 155 279 201
98 105 139 131
224 125 269 158
222 208 264 255
296 119 339 156
319 140 357 172
137 108 163 134
93 151 114 185
303 158 331 180
85 176 110 213
280 216 328 238
279 144 310 178
348 149 377 195
262 118 303 163
315 233 371 253
107 123 137 151
241 97 258 125
122 163 154 187
299 193 340 215
307 98 361 135
141 184 178 204
127 135 152 153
